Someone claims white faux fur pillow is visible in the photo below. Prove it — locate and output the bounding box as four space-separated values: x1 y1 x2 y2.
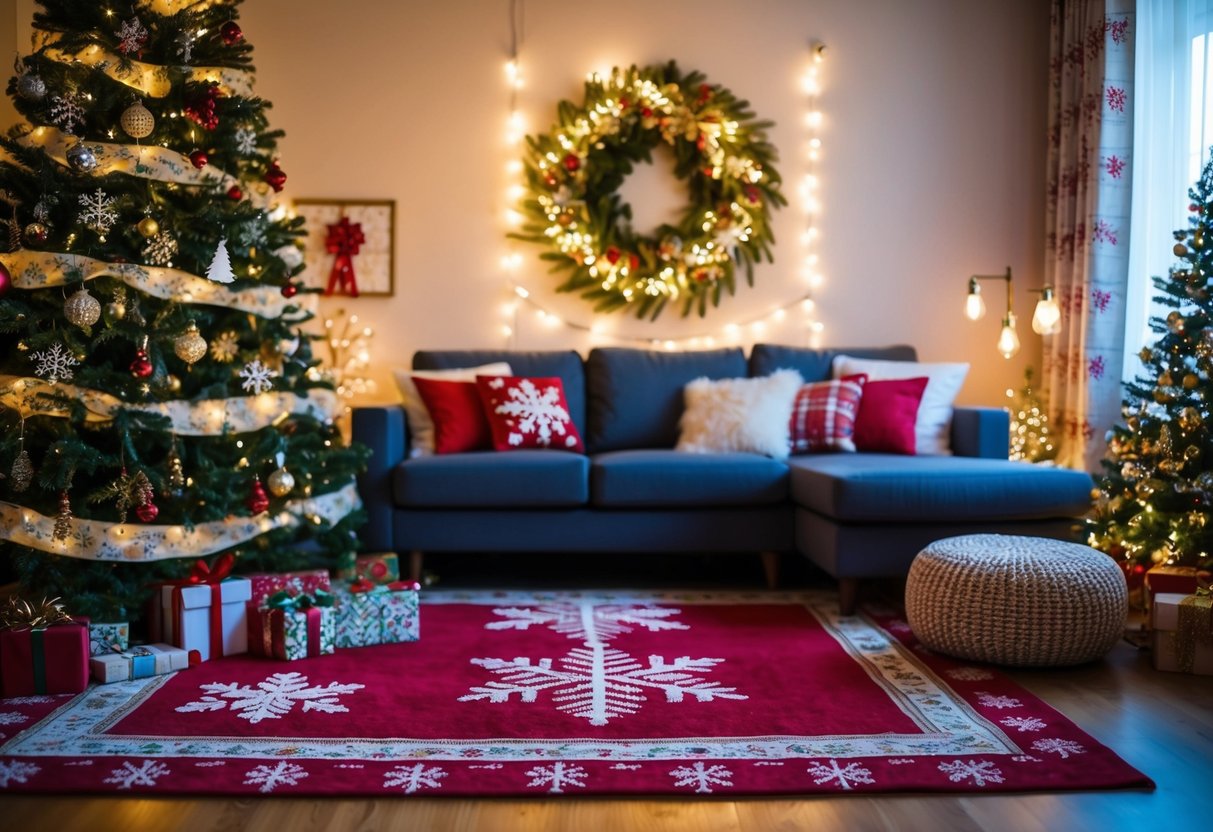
676 369 804 460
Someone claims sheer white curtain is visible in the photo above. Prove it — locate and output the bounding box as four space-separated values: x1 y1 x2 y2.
1124 0 1213 378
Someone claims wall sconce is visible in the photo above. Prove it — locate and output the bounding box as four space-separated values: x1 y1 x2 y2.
1030 287 1062 335
965 267 1018 358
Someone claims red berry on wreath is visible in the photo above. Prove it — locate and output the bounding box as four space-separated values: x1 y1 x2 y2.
697 83 712 102
189 149 208 169
562 153 581 172
227 185 243 200
281 282 298 298
605 246 621 265
220 21 243 45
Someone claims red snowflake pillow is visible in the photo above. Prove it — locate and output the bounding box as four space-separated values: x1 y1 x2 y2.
474 375 585 452
788 375 866 454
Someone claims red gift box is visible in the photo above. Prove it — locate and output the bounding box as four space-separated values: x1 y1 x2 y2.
244 570 332 608
0 617 90 697
1145 566 1212 604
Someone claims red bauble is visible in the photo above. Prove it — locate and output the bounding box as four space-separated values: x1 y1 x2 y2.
562 153 580 172
264 161 287 193
227 185 243 200
0 262 11 298
605 246 621 265
628 253 640 271
697 82 712 102
135 500 159 522
130 348 154 378
619 97 630 109
280 282 298 298
220 21 244 45
743 184 761 204
189 149 208 169
641 106 653 118
247 476 270 514
1191 203 1200 212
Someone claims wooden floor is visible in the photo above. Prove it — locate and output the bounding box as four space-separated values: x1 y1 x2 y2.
5 555 1211 831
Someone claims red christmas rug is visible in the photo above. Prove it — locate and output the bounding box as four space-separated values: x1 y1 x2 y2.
0 591 1151 797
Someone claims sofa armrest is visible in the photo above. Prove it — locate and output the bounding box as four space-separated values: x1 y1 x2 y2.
351 406 408 552
950 407 1009 459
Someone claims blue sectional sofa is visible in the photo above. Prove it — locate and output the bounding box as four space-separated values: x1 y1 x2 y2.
352 345 1094 613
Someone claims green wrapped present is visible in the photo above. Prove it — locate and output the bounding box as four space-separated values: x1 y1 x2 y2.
334 580 420 648
248 590 336 661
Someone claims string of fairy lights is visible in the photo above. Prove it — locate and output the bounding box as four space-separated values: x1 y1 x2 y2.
497 2 829 350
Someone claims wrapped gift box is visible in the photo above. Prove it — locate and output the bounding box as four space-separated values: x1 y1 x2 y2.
248 603 336 661
0 617 90 697
334 582 420 648
160 578 251 662
1152 592 1213 675
1145 565 1212 607
244 570 332 608
339 553 400 585
90 643 189 684
88 621 130 656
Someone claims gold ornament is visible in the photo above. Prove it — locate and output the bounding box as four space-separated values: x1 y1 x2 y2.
137 216 160 238
267 466 295 497
1166 311 1185 334
105 300 127 320
1139 347 1154 363
1175 243 1189 256
209 330 240 363
1159 372 1174 388
52 489 72 542
64 286 102 328
119 102 155 139
173 322 207 365
10 448 33 492
166 373 182 393
1185 444 1202 461
1184 373 1200 390
1178 406 1203 433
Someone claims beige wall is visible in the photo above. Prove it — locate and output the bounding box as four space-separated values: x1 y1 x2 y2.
2 0 1051 407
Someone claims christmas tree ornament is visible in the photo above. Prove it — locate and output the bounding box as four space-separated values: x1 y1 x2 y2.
173 321 207 364
1179 407 1203 433
52 489 73 542
29 341 79 383
264 160 287 192
189 149 208 169
115 16 149 56
64 285 102 328
105 287 127 321
563 153 581 172
66 141 98 173
247 476 269 514
227 185 243 201
130 338 154 379
119 101 155 139
78 188 118 236
11 421 33 492
0 261 11 297
165 373 182 393
239 358 277 394
136 216 160 238
135 496 159 522
142 230 178 266
184 82 221 130
24 222 48 245
220 20 243 45
280 282 298 298
1183 373 1200 390
166 440 186 497
267 453 294 497
175 29 196 62
100 467 156 523
206 237 235 283
209 330 240 363
16 71 46 102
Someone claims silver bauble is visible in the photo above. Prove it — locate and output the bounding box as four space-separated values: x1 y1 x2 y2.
66 142 98 173
16 73 46 101
120 102 155 139
267 467 295 497
64 286 101 328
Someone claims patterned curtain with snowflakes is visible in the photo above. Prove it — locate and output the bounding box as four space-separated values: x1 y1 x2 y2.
1043 0 1135 472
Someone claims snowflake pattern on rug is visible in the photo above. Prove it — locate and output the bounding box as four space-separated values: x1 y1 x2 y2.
1000 716 1048 733
0 713 29 726
975 692 1022 709
670 762 733 793
938 759 1004 787
383 763 447 794
1032 738 1086 759
485 604 688 642
527 761 587 793
104 759 169 789
807 759 875 790
174 672 365 724
0 760 40 787
244 761 308 793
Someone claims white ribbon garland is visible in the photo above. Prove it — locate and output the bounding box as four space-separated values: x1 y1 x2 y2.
41 45 255 99
0 482 361 562
15 126 239 190
0 250 311 320
0 375 339 434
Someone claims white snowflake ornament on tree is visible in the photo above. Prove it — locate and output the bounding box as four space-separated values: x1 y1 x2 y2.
49 92 85 133
116 17 149 55
142 230 178 266
239 359 277 394
234 127 258 156
30 341 79 383
206 237 235 283
78 189 118 237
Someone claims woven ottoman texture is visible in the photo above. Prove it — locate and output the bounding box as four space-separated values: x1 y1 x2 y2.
905 534 1126 667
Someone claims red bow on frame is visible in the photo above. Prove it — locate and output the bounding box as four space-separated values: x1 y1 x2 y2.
324 216 365 297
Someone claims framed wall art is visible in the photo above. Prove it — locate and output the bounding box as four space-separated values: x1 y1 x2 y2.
294 199 395 297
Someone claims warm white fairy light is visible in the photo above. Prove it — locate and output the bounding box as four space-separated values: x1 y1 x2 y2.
801 42 827 347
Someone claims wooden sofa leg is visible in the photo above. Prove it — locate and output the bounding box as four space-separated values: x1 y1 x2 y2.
759 552 780 590
408 550 423 582
838 577 859 616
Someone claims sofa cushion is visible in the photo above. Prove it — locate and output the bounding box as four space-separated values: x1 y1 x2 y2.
749 343 917 382
586 347 747 452
787 454 1093 522
414 350 586 438
394 451 589 508
590 450 788 507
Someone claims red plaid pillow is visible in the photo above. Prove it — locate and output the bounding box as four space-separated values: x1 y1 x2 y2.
788 376 866 454
475 375 585 452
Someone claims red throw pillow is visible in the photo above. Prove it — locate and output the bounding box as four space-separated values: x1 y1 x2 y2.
411 377 493 454
851 376 929 455
788 376 866 454
475 375 585 452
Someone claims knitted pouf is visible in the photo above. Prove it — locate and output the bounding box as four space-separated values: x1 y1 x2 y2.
905 534 1126 667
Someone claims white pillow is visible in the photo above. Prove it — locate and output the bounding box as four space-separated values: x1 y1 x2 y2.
831 356 968 455
392 362 512 457
676 369 803 460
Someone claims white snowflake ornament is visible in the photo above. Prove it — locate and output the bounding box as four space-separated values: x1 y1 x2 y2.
78 189 118 237
142 230 178 266
49 93 86 134
30 341 79 383
239 358 277 394
234 127 258 156
116 17 149 55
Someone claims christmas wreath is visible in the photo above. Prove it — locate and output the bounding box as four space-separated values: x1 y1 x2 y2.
513 62 785 319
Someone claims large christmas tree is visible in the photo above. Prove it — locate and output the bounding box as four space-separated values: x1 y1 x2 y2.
0 0 366 624
1088 154 1213 572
